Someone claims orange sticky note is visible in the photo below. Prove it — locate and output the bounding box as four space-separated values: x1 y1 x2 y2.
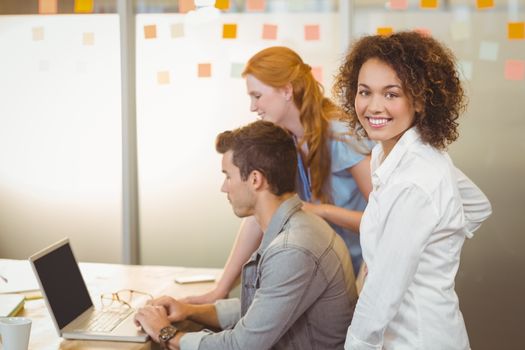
246 0 265 12
223 24 237 39
377 27 393 36
389 0 408 10
504 60 525 81
215 0 230 10
179 0 195 13
39 0 57 14
476 0 494 9
312 66 323 83
414 27 432 36
157 71 170 85
198 63 212 78
74 0 94 13
262 24 277 40
508 22 525 40
420 0 438 9
304 24 320 41
32 27 44 41
144 25 157 39
82 32 94 45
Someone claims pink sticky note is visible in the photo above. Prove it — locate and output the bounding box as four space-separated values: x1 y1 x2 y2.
390 0 408 10
179 0 196 13
414 27 432 37
39 0 57 14
246 0 265 12
262 24 277 40
305 24 320 41
312 66 323 83
198 63 212 78
504 60 525 81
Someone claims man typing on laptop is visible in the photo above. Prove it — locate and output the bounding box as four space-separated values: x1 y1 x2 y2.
134 121 358 349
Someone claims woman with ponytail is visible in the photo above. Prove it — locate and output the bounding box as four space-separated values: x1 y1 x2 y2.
186 46 373 304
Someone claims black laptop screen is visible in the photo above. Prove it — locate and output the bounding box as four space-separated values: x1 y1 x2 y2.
33 242 93 329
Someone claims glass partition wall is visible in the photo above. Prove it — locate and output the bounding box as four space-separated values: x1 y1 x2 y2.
0 1 523 348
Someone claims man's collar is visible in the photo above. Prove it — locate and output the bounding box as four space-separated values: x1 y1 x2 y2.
372 127 421 188
256 194 302 255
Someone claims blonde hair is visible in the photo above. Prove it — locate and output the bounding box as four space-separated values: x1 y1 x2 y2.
242 46 342 203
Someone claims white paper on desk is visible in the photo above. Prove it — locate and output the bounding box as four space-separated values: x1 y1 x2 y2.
0 259 39 293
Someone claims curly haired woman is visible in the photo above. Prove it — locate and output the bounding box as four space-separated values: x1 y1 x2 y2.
334 32 492 349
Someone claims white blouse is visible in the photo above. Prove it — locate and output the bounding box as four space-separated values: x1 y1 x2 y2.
345 128 492 350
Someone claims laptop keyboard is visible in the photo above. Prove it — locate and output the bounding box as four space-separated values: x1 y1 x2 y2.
85 308 134 333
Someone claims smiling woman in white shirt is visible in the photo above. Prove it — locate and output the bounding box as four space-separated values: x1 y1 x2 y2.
333 31 492 350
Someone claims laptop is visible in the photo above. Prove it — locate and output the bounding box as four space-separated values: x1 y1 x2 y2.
29 238 148 342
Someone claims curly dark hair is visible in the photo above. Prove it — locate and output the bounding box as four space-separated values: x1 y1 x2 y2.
333 31 466 150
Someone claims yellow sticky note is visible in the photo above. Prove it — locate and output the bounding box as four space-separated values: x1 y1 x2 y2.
389 0 408 10
312 66 323 83
223 24 237 39
144 25 157 39
262 24 277 40
74 0 94 13
157 71 170 85
246 0 265 12
198 63 212 78
39 0 57 14
504 60 525 81
32 27 44 41
215 0 230 10
476 0 494 9
420 0 438 9
82 32 94 45
450 21 470 41
171 23 184 39
377 27 393 36
508 22 525 40
304 24 320 41
179 0 195 13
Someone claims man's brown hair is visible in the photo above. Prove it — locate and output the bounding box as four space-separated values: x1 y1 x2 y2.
216 121 297 196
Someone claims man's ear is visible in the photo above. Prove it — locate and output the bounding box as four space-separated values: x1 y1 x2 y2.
250 170 267 191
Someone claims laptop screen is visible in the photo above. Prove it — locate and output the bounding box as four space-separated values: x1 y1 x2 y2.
32 242 93 329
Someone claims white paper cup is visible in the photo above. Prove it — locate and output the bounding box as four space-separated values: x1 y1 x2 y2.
0 317 32 350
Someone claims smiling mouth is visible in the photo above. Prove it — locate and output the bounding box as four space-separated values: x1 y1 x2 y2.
366 117 392 128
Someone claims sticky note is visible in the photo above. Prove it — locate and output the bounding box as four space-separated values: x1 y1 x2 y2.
74 0 94 13
82 32 94 45
247 0 265 12
231 62 244 78
476 0 494 9
179 0 195 13
215 0 230 10
389 0 408 10
450 21 470 41
262 24 277 40
32 27 44 41
198 63 212 78
312 66 323 83
457 60 473 81
144 25 157 39
414 27 432 36
39 0 57 14
157 71 170 85
504 60 525 81
478 41 498 61
304 24 320 41
420 0 438 9
377 27 393 36
223 24 237 39
508 22 525 40
171 23 184 38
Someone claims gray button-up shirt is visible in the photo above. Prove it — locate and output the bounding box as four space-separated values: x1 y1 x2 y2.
181 194 357 350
